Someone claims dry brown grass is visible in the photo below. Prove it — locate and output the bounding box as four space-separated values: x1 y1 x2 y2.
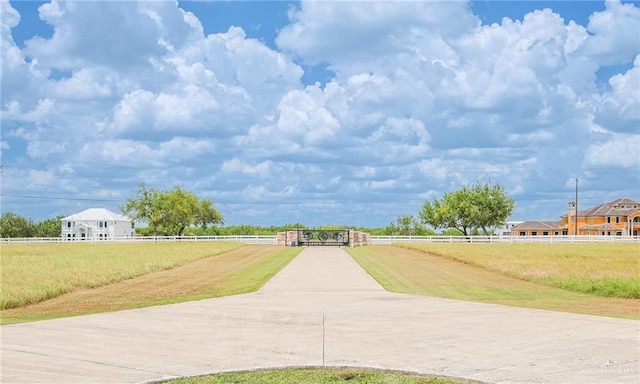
346 245 639 319
1 245 301 324
1 242 245 309
399 243 640 298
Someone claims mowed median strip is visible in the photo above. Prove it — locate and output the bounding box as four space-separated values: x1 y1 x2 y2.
346 244 640 320
1 244 301 324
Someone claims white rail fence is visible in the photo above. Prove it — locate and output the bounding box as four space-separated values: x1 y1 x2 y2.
1 235 278 245
371 235 640 244
2 235 639 245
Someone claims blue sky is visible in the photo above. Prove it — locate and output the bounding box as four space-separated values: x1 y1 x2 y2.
1 0 639 228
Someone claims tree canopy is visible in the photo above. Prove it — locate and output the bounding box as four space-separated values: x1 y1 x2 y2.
36 216 64 237
122 183 223 236
0 212 37 238
419 182 514 236
0 212 64 238
384 214 435 236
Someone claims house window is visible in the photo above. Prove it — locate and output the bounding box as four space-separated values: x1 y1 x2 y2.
67 221 71 228
554 231 559 235
519 231 526 236
562 230 568 235
532 231 537 236
543 231 549 236
607 217 611 223
616 217 620 223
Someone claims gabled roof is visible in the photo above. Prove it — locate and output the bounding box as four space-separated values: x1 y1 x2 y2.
512 221 562 230
62 208 131 222
561 197 640 218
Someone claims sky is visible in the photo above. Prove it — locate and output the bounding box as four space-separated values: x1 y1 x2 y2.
1 0 639 228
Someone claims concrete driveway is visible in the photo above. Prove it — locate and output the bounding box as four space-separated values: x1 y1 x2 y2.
2 247 638 383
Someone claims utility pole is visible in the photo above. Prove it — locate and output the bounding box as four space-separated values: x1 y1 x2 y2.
574 178 579 236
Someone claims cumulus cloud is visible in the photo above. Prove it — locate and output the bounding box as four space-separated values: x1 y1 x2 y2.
584 134 640 168
25 1 172 70
578 0 640 66
1 0 638 225
594 55 640 133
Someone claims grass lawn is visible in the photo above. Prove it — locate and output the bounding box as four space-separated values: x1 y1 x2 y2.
1 244 301 324
165 368 473 384
1 242 244 309
346 244 640 320
401 243 640 298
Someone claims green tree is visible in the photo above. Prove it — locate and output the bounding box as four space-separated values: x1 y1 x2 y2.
122 184 223 236
36 215 64 237
420 182 514 236
0 212 37 238
156 186 199 236
383 215 435 236
223 224 258 235
469 181 515 235
122 183 163 235
443 227 465 236
195 199 224 229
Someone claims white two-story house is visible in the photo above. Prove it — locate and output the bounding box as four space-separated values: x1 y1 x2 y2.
61 208 134 240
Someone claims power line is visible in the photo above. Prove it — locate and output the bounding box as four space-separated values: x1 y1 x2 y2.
1 193 634 206
0 194 124 202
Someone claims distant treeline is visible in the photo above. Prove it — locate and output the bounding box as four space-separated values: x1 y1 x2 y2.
141 224 391 237
0 211 470 238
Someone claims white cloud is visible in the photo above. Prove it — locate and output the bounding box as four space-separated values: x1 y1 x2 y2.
277 1 478 70
579 0 640 66
584 134 640 168
26 140 66 159
594 55 640 133
28 169 55 186
48 69 112 100
221 158 271 175
1 0 639 226
25 1 170 70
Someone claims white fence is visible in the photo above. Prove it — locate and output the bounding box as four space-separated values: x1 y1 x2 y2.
2 235 639 245
371 235 640 244
1 235 278 245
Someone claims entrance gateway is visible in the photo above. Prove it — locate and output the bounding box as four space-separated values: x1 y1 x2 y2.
294 229 350 246
277 228 370 247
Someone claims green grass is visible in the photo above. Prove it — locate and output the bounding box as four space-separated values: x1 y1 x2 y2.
346 245 640 319
165 368 473 384
0 242 244 310
398 243 640 298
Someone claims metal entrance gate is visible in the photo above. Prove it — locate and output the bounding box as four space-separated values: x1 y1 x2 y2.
292 229 350 246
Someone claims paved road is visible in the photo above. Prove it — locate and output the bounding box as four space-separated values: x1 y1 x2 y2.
2 247 639 383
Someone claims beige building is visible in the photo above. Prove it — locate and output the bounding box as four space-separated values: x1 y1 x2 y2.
512 197 640 236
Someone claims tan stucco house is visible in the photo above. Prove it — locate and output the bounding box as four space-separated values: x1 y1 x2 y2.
512 197 640 236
